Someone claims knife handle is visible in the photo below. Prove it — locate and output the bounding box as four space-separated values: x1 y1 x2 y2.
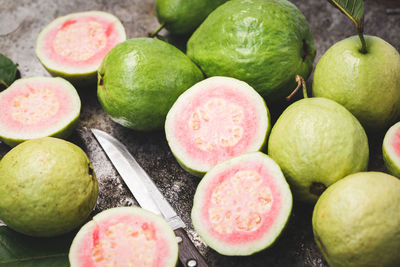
174 228 209 267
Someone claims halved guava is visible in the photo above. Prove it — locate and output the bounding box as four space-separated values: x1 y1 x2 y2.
191 152 292 256
0 77 81 147
35 11 126 87
69 207 178 267
165 76 270 177
383 121 400 178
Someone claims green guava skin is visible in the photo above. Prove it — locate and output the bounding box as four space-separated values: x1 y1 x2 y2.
41 67 97 90
186 0 316 103
98 38 204 131
313 35 400 133
268 97 369 203
312 172 400 267
0 137 98 237
155 0 228 35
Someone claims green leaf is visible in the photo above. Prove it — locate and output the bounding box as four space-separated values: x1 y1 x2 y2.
0 226 74 266
0 54 18 89
327 0 368 53
327 0 364 29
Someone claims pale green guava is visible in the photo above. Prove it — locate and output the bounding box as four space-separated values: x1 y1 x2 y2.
313 35 400 132
268 97 369 203
312 172 400 267
0 137 98 237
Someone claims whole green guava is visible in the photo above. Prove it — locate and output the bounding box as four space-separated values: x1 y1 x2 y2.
155 0 228 35
313 172 400 267
268 97 369 203
98 38 204 131
186 0 315 103
313 35 400 133
0 137 98 237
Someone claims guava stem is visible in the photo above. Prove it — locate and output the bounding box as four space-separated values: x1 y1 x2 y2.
358 32 367 54
286 75 307 101
150 23 165 38
357 16 368 54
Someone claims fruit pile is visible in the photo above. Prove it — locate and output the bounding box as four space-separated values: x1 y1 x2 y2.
0 0 399 266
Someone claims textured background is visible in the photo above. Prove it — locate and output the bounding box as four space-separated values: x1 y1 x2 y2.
0 0 399 266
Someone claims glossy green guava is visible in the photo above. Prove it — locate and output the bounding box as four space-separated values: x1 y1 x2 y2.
313 172 400 267
0 137 98 237
98 37 204 131
313 35 400 133
155 0 228 35
187 0 316 103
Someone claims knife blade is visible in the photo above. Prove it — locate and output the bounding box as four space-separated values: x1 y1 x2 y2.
91 129 208 267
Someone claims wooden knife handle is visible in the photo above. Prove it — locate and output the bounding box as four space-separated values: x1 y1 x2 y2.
174 228 208 267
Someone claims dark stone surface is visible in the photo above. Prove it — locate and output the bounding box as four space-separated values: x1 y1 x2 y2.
0 0 399 266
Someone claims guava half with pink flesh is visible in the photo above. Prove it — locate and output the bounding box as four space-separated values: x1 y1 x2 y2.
383 121 400 178
165 76 271 177
35 11 126 87
69 206 178 267
0 77 81 147
191 152 292 256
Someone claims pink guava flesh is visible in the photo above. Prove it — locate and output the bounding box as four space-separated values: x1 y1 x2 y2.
0 77 80 146
393 130 400 157
165 76 270 176
41 15 120 68
35 11 126 78
1 80 73 132
191 152 292 256
69 207 178 267
201 160 282 243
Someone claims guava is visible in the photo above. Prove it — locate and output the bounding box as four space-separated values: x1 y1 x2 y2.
0 137 98 237
69 206 178 267
154 0 228 35
186 0 316 103
165 76 270 177
98 37 204 131
191 152 292 256
382 121 400 178
312 35 400 132
312 172 400 267
0 76 81 147
268 97 369 203
35 11 126 88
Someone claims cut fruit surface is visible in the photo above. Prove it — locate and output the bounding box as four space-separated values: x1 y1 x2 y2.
383 121 400 178
35 11 126 86
0 77 81 146
191 152 292 256
165 76 270 176
69 207 178 267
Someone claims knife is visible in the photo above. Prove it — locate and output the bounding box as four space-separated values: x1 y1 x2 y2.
91 129 208 267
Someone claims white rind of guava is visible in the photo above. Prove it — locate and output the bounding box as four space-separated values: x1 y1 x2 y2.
165 76 270 177
191 152 293 256
0 76 81 146
35 11 126 76
69 207 179 267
